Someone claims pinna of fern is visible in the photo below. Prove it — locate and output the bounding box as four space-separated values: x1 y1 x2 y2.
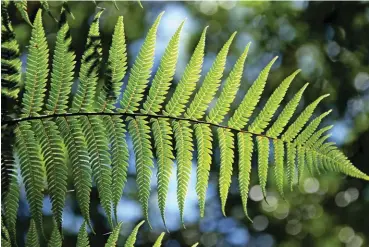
1 3 369 246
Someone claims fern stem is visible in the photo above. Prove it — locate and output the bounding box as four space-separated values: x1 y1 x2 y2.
3 112 280 141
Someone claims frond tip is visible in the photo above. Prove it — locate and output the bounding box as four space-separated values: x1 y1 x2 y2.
4 10 369 245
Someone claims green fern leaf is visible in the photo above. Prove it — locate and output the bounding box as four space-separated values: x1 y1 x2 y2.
153 233 165 247
237 132 253 220
97 16 127 112
46 10 76 114
218 128 234 216
3 175 19 244
1 2 21 99
266 83 309 138
318 148 369 180
15 122 44 233
25 220 39 247
207 43 250 124
128 117 154 226
185 32 236 120
48 224 62 247
21 9 49 117
124 221 145 247
72 9 103 112
120 12 164 113
281 94 329 142
293 110 331 145
286 143 296 191
228 56 278 129
297 146 305 183
273 139 284 197
14 0 32 26
76 221 90 247
56 117 92 229
173 120 194 224
163 26 207 117
257 136 269 197
105 222 123 247
32 120 67 230
142 21 184 114
104 116 129 221
80 116 113 227
195 123 213 217
248 69 301 133
152 118 174 226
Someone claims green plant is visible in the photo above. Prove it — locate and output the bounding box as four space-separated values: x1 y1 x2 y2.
1 1 368 246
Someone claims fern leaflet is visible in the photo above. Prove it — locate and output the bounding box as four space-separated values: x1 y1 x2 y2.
163 27 207 117
124 221 144 247
195 123 213 217
128 117 154 226
218 128 234 216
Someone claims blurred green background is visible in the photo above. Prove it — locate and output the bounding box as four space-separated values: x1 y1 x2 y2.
5 1 369 246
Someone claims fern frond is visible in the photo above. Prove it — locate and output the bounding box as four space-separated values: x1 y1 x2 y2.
14 0 32 26
153 233 165 247
173 120 194 224
218 128 234 216
257 136 269 197
185 32 236 120
163 26 207 117
124 221 144 247
248 69 301 133
80 116 113 226
266 83 309 138
316 148 369 180
76 221 90 247
142 20 184 114
152 118 174 226
237 132 253 220
3 175 19 244
1 2 21 99
273 140 284 197
104 116 129 221
21 9 49 117
56 117 92 229
195 123 213 217
293 110 331 145
228 56 278 129
72 9 103 112
120 12 164 113
25 220 39 247
32 120 67 230
281 94 329 142
128 117 154 226
15 122 44 233
105 222 122 247
207 43 250 124
286 143 296 190
48 223 62 247
46 10 76 114
97 16 127 112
